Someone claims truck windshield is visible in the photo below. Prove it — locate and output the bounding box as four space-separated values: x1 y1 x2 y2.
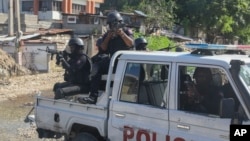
239 63 250 93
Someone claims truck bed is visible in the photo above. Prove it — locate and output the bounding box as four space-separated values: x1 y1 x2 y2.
34 95 108 137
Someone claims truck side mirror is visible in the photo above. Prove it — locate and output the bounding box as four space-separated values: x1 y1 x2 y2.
219 98 235 118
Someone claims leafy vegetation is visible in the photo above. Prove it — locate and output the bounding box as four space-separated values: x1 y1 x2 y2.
136 0 176 32
175 0 250 43
102 0 176 34
134 32 175 51
101 0 250 44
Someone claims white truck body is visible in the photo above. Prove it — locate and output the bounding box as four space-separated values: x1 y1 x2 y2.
33 50 250 141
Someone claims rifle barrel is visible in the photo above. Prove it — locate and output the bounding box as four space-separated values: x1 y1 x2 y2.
38 48 46 51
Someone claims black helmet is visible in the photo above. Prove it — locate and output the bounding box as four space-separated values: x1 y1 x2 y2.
96 37 107 54
107 11 123 25
68 37 84 49
135 37 148 50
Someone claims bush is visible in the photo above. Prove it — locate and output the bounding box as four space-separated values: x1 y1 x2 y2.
134 32 176 51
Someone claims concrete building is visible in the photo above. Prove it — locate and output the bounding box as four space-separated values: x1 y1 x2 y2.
0 0 104 20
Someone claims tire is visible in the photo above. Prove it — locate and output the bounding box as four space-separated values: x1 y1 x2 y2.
72 132 98 141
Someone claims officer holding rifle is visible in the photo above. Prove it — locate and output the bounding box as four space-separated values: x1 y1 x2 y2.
53 37 91 99
78 10 134 104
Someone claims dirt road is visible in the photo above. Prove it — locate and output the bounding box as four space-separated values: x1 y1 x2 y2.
0 70 65 141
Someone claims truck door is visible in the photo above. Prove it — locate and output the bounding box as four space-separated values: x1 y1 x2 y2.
108 62 171 141
168 64 241 141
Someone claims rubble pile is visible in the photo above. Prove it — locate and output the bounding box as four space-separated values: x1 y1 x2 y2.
0 49 31 84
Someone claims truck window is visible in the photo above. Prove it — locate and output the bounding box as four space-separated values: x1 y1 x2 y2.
178 65 240 116
120 63 169 108
239 64 250 87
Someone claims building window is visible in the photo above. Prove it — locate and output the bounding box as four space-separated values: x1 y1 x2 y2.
52 1 62 11
81 6 86 13
72 4 85 14
22 1 33 12
72 4 77 14
39 0 52 11
95 7 100 14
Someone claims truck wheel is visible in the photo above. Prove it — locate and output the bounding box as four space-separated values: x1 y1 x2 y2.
72 132 98 141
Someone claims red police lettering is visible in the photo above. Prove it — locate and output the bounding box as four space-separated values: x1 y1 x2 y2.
124 126 134 141
136 130 150 141
152 132 156 141
166 135 185 141
174 137 185 141
124 126 185 141
166 135 170 141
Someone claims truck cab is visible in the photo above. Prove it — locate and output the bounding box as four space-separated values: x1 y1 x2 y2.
31 44 250 141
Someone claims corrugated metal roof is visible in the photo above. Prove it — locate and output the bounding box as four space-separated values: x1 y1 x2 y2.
0 33 40 42
103 10 147 18
24 39 58 44
0 28 72 43
134 10 147 17
35 28 73 35
162 31 193 42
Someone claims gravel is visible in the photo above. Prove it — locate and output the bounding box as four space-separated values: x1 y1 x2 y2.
0 70 65 141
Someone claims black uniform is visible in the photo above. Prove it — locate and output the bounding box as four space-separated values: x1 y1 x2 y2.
89 28 133 96
90 38 109 91
104 28 134 56
78 11 134 104
53 38 91 99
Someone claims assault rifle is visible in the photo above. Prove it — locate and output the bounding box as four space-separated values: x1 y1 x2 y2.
38 46 61 60
38 46 68 66
109 22 126 32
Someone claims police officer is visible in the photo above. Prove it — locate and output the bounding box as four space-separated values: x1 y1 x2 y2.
90 38 109 91
186 67 223 114
91 37 109 64
134 37 148 50
53 37 91 99
78 11 134 104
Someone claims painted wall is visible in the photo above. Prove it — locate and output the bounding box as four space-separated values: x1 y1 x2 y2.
38 11 61 20
22 44 56 72
1 44 56 72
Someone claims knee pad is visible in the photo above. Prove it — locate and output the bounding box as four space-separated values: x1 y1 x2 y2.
54 89 64 99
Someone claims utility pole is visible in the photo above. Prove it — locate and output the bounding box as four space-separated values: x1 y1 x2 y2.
15 0 23 65
15 0 21 32
8 0 14 36
13 0 23 64
8 0 22 65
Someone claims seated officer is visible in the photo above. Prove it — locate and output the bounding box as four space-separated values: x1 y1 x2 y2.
185 67 223 115
53 37 91 99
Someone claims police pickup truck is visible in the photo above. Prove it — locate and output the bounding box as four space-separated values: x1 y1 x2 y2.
31 43 250 141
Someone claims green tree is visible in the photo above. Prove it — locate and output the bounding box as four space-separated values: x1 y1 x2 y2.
137 0 176 33
175 0 250 43
101 0 176 34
